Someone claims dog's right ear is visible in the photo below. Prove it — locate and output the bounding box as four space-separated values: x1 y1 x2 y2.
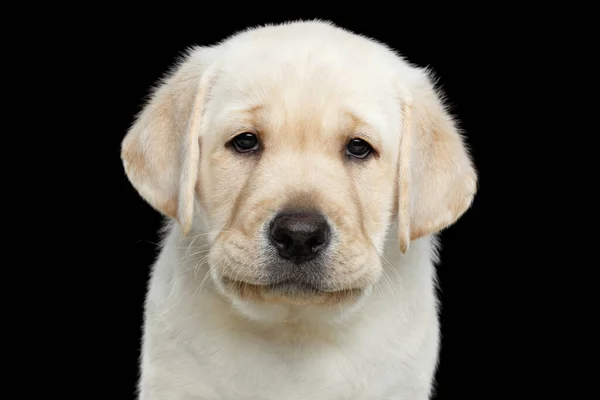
121 47 217 234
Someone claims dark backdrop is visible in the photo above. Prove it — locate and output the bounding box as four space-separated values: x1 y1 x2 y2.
111 11 487 399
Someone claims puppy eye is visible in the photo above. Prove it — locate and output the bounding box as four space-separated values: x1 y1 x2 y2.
345 138 373 159
231 132 260 153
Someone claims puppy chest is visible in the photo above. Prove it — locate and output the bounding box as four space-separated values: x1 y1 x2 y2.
173 333 404 398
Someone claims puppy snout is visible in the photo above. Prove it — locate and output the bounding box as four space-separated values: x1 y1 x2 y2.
269 211 331 264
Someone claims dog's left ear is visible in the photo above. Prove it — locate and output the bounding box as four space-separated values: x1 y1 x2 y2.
121 47 217 234
397 69 478 253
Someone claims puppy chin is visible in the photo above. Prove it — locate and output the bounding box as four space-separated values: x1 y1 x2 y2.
210 268 375 323
229 286 374 324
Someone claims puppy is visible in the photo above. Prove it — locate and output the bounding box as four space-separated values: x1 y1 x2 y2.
122 20 477 400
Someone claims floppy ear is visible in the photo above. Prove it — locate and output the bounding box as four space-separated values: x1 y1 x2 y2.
397 69 478 253
121 48 217 234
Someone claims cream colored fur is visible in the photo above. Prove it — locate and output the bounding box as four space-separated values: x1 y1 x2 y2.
122 20 477 400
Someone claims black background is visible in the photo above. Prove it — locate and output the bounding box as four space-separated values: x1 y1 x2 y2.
109 10 490 399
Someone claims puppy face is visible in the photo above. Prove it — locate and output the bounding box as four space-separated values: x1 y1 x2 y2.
121 21 477 311
200 68 402 307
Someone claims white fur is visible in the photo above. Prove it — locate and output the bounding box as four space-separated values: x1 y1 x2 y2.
124 20 477 400
141 223 440 399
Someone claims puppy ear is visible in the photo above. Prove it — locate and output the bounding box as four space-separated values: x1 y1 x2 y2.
121 48 216 234
397 69 478 253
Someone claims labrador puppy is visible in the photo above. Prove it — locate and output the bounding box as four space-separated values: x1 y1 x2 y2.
122 20 477 400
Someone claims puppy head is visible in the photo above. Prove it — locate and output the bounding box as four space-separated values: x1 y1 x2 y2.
121 21 477 315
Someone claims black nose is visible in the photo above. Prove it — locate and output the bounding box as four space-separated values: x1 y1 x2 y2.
269 211 331 264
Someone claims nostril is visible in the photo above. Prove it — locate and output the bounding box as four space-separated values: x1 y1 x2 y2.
271 226 293 248
308 226 329 249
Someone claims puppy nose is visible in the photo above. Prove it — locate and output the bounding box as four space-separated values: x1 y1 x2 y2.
269 211 331 263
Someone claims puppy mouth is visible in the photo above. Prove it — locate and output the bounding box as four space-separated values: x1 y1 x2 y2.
220 276 363 305
223 277 342 293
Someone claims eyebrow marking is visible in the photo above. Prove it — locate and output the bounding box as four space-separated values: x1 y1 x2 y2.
344 111 381 149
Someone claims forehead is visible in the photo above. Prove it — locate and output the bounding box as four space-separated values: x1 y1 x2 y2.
204 34 402 147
